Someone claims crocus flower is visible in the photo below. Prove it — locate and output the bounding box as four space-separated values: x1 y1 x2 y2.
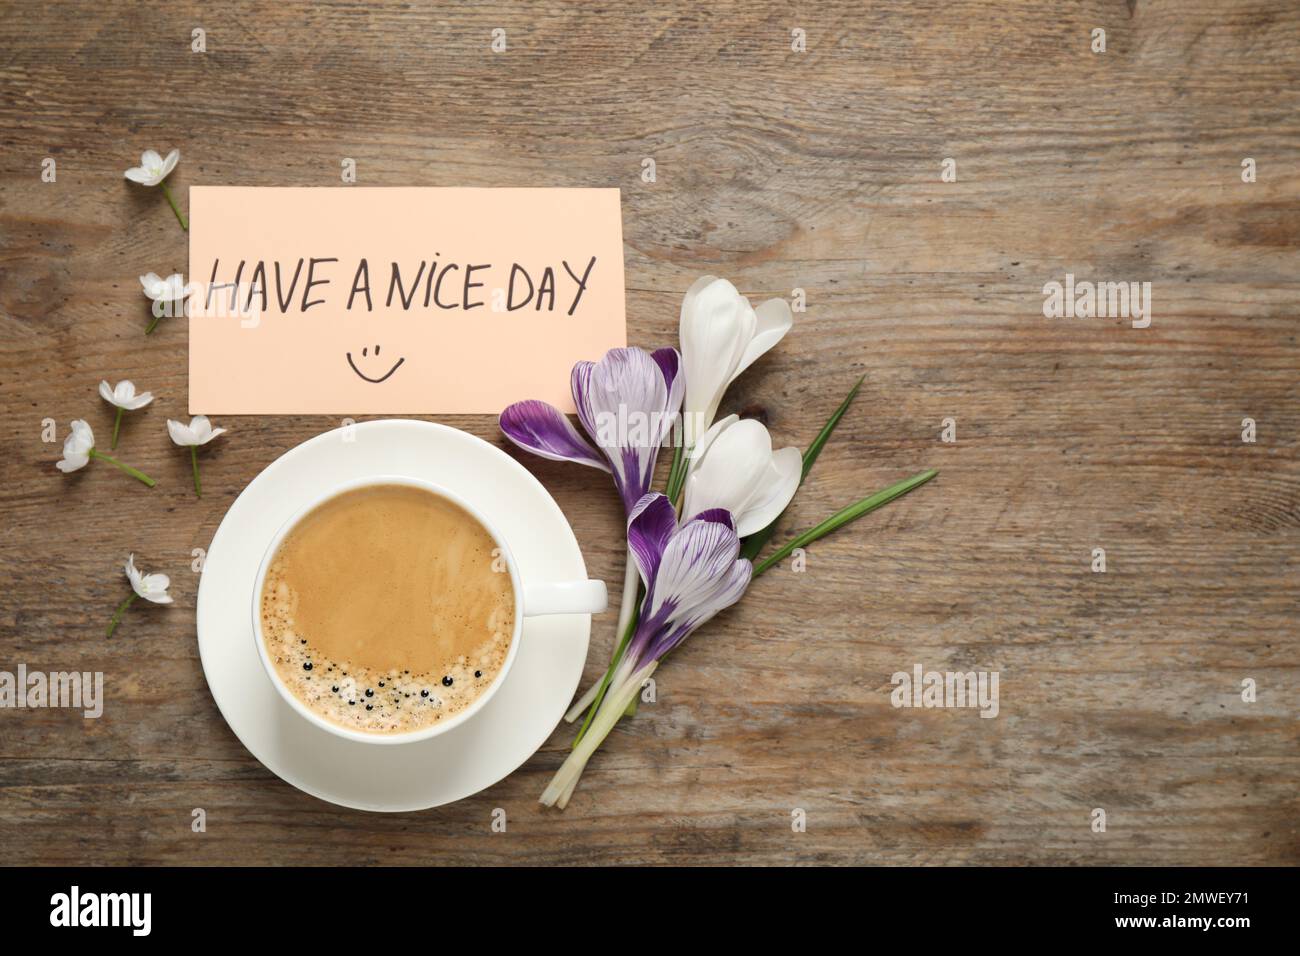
167 415 226 498
139 272 196 333
679 276 793 447
55 419 156 487
681 415 802 537
98 380 154 449
501 347 685 651
107 553 172 637
124 148 187 230
501 347 684 513
541 494 751 808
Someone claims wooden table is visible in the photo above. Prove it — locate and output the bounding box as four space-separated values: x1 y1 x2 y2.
1 0 1296 866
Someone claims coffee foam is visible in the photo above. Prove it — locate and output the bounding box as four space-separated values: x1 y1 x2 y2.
261 573 513 734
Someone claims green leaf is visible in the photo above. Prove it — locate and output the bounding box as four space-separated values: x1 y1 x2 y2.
741 374 865 561
664 440 687 504
752 469 938 577
799 373 865 482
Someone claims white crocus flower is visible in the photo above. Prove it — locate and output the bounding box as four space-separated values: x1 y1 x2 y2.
681 415 801 537
140 273 196 333
124 148 187 230
168 415 227 497
678 276 793 447
55 419 155 486
99 380 154 449
108 554 172 637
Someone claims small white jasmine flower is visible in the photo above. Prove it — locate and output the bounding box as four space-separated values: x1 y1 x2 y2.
140 272 194 303
168 415 227 497
124 148 187 230
108 554 173 637
167 415 226 447
54 419 156 486
99 380 154 411
125 553 173 605
123 149 179 187
139 273 196 333
99 380 154 449
56 419 95 473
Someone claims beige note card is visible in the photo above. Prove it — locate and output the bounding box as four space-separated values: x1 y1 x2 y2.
188 187 626 414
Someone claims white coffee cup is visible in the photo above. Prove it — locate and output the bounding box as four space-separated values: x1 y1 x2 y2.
251 474 606 745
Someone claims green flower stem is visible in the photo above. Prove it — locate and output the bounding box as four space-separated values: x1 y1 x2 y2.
665 441 687 504
106 592 138 637
572 600 640 748
89 449 156 487
160 182 188 231
145 309 163 335
753 468 939 577
110 407 123 450
190 446 201 497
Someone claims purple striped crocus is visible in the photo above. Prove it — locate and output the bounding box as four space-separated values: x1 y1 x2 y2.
541 493 751 808
499 347 683 514
501 347 686 652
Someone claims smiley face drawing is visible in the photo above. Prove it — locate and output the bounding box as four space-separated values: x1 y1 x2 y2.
346 344 405 383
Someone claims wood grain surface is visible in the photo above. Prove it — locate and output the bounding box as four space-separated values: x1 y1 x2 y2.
1 0 1297 866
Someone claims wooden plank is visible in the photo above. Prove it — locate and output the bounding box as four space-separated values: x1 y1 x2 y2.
0 0 1296 865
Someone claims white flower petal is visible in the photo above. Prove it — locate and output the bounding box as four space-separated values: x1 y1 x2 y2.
682 418 772 527
733 446 801 537
680 278 754 444
125 554 144 594
731 297 794 384
166 419 196 446
57 418 95 472
685 413 737 469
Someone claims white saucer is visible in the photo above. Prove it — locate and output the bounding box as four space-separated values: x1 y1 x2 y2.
195 419 594 811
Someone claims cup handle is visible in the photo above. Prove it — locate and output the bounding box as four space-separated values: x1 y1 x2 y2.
521 579 608 617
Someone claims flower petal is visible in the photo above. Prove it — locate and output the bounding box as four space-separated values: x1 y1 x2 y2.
635 510 751 660
141 573 172 603
680 277 755 443
572 348 674 512
98 380 115 404
626 492 678 590
166 419 195 446
684 413 737 469
125 554 144 594
68 419 94 451
682 418 772 527
733 446 801 537
646 557 750 662
731 296 793 384
499 400 609 472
